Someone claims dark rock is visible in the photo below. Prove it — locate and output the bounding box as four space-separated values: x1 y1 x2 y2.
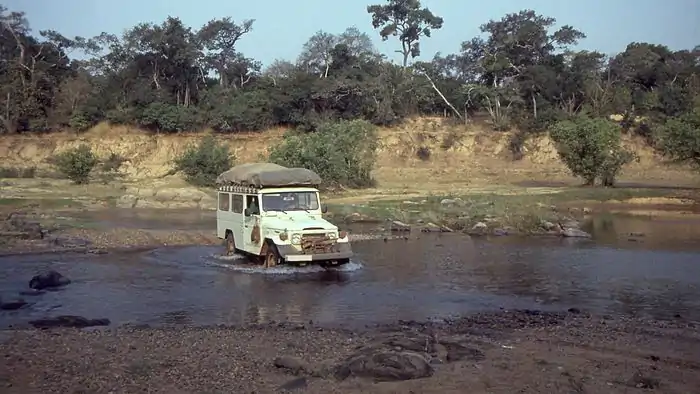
278 376 308 391
389 220 411 232
560 228 591 238
29 315 110 329
19 289 44 296
0 299 28 310
567 307 582 314
273 356 308 375
441 341 486 362
420 223 442 233
335 350 433 381
381 334 432 353
628 371 660 389
492 228 508 236
28 270 70 290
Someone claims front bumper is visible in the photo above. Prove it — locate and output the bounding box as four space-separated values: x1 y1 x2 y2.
277 242 353 263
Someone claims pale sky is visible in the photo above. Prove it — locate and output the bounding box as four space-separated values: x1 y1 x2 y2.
5 0 700 66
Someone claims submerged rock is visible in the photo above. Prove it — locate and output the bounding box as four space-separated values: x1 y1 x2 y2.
29 270 70 290
560 227 591 238
29 315 110 329
0 298 29 311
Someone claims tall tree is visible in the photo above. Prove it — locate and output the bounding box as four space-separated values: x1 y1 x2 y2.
198 18 254 87
367 0 443 67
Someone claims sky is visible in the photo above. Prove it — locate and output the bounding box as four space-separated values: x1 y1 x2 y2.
4 0 700 67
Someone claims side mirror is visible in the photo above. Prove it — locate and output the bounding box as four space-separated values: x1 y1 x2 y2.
321 204 328 214
244 208 251 217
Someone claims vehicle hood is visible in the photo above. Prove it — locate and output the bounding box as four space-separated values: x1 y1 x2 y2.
262 214 337 232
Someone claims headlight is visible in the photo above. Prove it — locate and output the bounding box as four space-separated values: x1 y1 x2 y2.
327 232 337 239
291 233 301 244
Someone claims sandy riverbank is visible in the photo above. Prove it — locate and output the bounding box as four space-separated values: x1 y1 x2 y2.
1 310 698 393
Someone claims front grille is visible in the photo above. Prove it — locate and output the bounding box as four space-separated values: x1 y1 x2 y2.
301 233 335 254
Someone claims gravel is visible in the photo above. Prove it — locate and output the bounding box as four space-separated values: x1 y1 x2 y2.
1 311 699 393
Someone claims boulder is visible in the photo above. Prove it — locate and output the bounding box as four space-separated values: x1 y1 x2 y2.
28 270 71 290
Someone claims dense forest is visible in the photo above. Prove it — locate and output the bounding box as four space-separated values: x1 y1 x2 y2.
1 0 699 185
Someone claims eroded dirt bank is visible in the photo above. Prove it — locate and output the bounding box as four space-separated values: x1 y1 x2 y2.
1 118 697 211
1 310 698 393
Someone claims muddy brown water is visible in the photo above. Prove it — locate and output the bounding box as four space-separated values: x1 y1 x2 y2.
1 211 700 329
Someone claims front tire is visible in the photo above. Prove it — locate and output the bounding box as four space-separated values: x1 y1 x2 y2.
262 243 281 268
225 232 235 256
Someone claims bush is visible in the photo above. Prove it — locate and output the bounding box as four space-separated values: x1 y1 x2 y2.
174 135 234 187
101 152 126 173
0 166 36 178
52 144 99 184
656 109 700 169
268 119 378 188
549 116 636 186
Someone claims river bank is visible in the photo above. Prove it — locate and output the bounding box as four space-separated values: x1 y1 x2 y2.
1 309 698 393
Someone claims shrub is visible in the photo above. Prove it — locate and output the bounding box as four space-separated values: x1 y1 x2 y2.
174 135 234 187
52 144 99 184
0 167 36 178
101 152 126 173
268 119 378 188
656 109 700 169
549 116 636 186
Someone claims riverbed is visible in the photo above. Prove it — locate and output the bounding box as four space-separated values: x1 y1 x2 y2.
1 213 700 329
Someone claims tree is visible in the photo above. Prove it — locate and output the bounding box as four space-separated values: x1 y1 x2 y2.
453 10 586 130
269 119 378 188
656 109 700 169
0 1 697 184
549 116 636 186
198 18 254 87
367 0 443 67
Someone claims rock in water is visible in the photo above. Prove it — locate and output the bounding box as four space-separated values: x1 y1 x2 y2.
0 298 28 310
28 270 71 290
29 316 110 329
561 228 591 238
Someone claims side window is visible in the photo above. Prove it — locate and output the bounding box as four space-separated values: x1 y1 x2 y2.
232 194 243 213
246 195 260 215
218 193 230 211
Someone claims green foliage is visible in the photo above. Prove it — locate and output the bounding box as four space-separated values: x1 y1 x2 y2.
549 116 636 186
174 136 234 187
656 109 700 169
268 119 378 188
52 145 99 184
68 112 93 132
137 102 199 132
367 0 444 67
0 5 698 178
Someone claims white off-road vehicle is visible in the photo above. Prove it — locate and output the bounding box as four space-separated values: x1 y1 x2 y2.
215 163 353 268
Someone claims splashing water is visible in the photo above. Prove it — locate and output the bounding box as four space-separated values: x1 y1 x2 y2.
207 253 363 275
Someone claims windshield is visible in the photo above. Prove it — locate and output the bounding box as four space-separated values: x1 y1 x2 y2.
262 191 319 212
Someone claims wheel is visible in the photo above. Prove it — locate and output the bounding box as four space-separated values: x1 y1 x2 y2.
225 232 235 256
263 243 281 268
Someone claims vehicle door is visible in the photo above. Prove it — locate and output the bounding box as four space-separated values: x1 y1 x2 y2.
244 194 262 253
